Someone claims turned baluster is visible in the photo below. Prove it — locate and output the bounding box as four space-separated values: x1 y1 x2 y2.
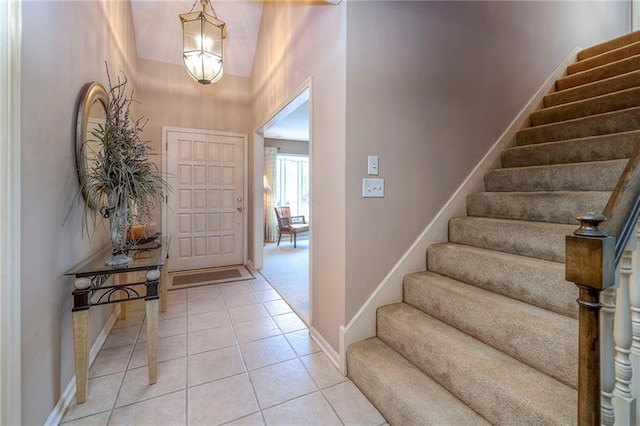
612 237 637 424
630 221 640 421
601 285 616 426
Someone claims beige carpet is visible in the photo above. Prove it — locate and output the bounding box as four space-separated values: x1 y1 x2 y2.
168 265 254 290
260 234 309 323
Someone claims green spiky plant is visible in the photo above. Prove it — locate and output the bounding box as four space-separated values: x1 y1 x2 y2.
73 65 168 253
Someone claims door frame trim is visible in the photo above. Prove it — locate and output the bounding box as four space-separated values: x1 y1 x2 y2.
0 0 22 424
161 126 249 267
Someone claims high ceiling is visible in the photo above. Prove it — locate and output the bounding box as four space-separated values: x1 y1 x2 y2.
131 0 264 78
131 0 311 141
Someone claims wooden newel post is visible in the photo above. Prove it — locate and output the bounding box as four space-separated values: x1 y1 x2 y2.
565 213 616 425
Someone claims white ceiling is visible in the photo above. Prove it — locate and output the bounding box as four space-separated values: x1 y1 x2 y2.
131 0 264 78
263 101 309 141
262 89 309 141
131 0 310 141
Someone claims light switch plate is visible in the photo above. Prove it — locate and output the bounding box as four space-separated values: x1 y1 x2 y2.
363 178 384 198
367 156 379 175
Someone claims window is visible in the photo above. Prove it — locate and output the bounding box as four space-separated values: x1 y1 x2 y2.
276 155 309 219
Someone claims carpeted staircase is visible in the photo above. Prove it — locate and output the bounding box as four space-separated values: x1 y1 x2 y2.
347 31 640 425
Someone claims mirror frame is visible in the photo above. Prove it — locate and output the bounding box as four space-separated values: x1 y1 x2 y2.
76 82 108 210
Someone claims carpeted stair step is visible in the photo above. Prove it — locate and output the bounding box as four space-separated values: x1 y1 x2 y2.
545 69 640 108
516 106 640 146
502 131 639 168
578 30 640 61
569 41 640 75
484 159 627 192
531 86 640 126
466 190 610 224
347 338 490 426
347 32 638 425
403 271 578 388
556 54 640 91
377 303 577 425
426 243 578 318
448 216 575 263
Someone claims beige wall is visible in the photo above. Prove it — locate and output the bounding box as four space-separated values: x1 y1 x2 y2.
252 0 347 350
20 1 138 423
136 58 252 229
137 58 251 155
264 138 309 156
344 1 630 320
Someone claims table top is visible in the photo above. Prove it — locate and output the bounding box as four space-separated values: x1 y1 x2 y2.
65 236 170 278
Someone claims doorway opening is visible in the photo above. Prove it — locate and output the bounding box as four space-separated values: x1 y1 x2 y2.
257 84 312 324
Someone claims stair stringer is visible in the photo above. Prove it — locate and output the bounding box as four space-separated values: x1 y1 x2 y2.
339 46 580 375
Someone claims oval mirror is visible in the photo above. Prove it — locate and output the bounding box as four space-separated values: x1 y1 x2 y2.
76 82 108 210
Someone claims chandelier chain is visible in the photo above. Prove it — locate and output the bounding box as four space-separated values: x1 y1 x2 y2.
189 0 218 18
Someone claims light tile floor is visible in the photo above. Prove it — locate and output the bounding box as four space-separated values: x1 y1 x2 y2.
60 273 386 426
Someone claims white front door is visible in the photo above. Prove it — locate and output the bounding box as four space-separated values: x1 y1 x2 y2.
166 130 245 271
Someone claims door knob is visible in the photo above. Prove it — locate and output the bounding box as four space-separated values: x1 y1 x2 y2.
237 206 243 211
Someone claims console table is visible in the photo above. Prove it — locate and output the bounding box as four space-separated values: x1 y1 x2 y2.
65 237 170 404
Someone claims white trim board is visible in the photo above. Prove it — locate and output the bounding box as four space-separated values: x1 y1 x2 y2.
339 46 581 375
44 305 121 426
310 326 341 370
0 1 21 424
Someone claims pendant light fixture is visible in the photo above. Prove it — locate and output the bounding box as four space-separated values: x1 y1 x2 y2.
179 0 227 85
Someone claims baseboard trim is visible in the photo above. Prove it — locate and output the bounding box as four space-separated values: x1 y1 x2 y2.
339 46 581 374
44 305 121 426
310 326 341 372
339 325 346 375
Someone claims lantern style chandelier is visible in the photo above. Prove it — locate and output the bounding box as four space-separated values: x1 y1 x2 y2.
179 0 227 85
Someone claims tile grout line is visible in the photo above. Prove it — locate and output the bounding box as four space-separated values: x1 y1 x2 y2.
225 279 268 425
186 276 265 425
250 267 358 424
230 288 330 420
106 294 186 421
66 277 376 426
256 270 309 326
106 307 145 424
297 352 347 424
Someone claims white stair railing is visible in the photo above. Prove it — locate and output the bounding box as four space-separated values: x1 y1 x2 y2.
632 224 640 424
601 222 639 426
613 234 636 425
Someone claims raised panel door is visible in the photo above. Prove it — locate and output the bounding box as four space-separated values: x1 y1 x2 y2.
167 131 244 271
